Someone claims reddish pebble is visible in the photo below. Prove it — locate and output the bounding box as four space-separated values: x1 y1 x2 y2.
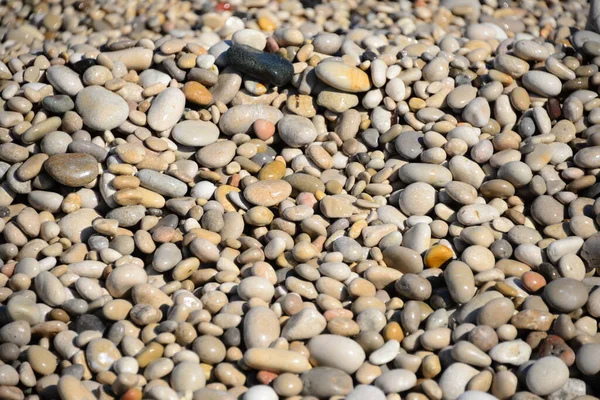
253 119 276 140
120 388 142 400
257 370 278 384
522 271 546 293
538 334 576 367
215 2 231 11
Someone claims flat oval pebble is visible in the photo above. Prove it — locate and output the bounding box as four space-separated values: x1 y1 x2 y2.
315 62 371 93
227 44 294 86
243 180 292 206
172 120 219 147
147 88 185 132
75 86 129 131
44 153 98 187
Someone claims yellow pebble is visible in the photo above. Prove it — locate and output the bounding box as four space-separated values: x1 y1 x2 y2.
383 322 405 342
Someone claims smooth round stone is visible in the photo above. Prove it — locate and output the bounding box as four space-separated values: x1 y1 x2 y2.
245 385 278 400
447 85 478 109
227 44 294 86
346 385 386 400
526 356 569 396
232 29 267 50
522 71 562 97
395 131 424 160
138 69 171 87
315 62 371 93
398 182 436 216
399 164 452 187
543 278 588 312
282 308 326 340
301 367 353 398
0 321 31 346
219 104 283 136
57 376 95 400
75 86 129 131
445 261 476 304
86 338 121 373
307 335 366 374
44 153 98 187
35 271 66 306
277 115 318 147
574 146 600 168
582 233 600 269
172 120 219 147
243 180 292 206
383 246 424 274
170 361 206 392
446 181 478 204
42 95 74 113
46 65 84 96
458 391 498 400
27 345 57 375
374 369 417 393
438 363 479 400
147 88 185 132
576 343 600 375
530 195 564 226
489 340 532 365
244 306 280 348
196 141 237 168
152 243 182 272
462 97 490 127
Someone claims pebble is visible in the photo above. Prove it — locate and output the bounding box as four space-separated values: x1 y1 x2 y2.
44 153 98 187
147 88 185 132
0 1 599 399
76 86 129 131
227 44 294 86
172 120 219 147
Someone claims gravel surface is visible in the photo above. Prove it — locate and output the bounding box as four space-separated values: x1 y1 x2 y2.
1 0 600 399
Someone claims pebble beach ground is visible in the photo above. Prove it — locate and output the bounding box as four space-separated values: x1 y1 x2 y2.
3 0 600 398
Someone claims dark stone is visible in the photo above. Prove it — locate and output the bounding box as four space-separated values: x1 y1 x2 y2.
71 58 97 74
538 262 560 282
582 232 600 269
72 314 106 334
0 343 19 362
226 44 294 86
0 206 9 217
223 328 241 347
519 117 536 138
41 95 75 114
490 239 513 259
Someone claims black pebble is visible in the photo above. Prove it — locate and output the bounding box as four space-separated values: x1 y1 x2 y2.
226 44 294 86
72 314 106 334
0 207 9 217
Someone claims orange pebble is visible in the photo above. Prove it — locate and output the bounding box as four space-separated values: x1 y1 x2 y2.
424 244 454 268
257 370 279 384
253 119 276 140
120 388 142 400
522 271 546 293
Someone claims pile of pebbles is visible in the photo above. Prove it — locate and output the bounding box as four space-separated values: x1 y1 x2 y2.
4 0 600 398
